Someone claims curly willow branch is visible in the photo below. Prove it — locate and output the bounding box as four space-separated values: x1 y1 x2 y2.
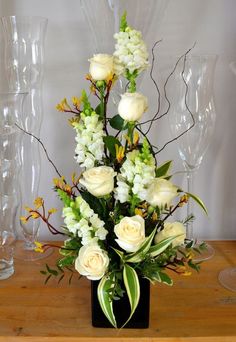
15 123 63 179
155 45 196 155
140 43 196 135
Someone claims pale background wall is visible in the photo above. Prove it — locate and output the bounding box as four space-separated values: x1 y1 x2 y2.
0 0 235 241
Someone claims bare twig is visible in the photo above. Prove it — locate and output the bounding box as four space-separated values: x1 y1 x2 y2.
155 47 196 155
15 123 63 179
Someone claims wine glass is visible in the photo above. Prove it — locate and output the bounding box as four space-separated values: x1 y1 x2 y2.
169 54 218 261
218 61 236 291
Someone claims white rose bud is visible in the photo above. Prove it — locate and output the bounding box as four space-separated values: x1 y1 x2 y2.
75 244 109 280
79 166 117 197
118 92 148 122
89 54 114 81
114 215 145 252
145 178 178 208
154 222 186 247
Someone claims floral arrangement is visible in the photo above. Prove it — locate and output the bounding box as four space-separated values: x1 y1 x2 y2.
21 13 207 328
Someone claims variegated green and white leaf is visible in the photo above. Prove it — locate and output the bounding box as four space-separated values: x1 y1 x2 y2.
156 160 172 178
125 227 157 263
97 275 117 328
112 247 124 260
185 192 208 215
149 235 178 257
122 264 140 328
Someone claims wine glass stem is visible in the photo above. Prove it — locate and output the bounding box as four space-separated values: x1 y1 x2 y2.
186 170 194 240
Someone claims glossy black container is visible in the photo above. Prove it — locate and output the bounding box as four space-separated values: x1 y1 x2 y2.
91 277 150 328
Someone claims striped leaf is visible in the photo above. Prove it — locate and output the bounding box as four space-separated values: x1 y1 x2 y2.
186 192 208 215
122 264 140 328
149 235 178 257
112 248 124 260
156 160 172 177
97 275 117 328
125 227 157 263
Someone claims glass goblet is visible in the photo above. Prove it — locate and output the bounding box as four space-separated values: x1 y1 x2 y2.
169 54 218 261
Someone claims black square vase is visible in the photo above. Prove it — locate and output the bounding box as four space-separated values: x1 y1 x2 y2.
91 277 150 328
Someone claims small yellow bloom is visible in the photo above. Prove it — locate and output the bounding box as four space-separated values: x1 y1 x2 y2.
90 85 96 94
179 194 189 207
134 208 143 217
48 208 57 214
24 206 32 212
182 271 192 276
68 117 80 126
72 96 81 109
34 241 44 253
152 211 158 221
86 73 92 80
20 216 28 224
31 211 40 219
115 144 125 163
56 98 72 112
133 131 139 145
124 134 131 146
34 197 43 209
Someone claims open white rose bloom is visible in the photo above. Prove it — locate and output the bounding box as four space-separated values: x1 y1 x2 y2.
22 13 208 329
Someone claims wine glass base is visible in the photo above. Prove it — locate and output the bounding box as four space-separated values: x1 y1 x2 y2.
14 241 54 261
192 241 215 262
218 267 236 292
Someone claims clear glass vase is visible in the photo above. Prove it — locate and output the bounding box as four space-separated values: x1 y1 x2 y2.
1 16 49 260
0 92 27 278
168 54 218 261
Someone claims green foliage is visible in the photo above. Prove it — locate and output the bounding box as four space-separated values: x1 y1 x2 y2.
109 114 127 131
103 135 121 157
156 160 172 178
185 191 208 215
57 189 71 207
81 89 93 115
120 11 128 32
122 264 140 328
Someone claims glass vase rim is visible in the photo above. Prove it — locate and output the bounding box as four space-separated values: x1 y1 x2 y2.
1 15 48 23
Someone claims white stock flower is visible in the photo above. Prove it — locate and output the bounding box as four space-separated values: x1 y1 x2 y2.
114 215 145 252
114 149 155 203
62 196 108 245
79 166 117 197
75 243 109 280
145 178 178 208
74 113 104 169
89 54 114 81
154 222 186 248
118 92 148 122
113 28 149 75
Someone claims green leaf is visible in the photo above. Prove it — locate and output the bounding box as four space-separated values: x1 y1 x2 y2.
46 264 58 276
120 11 128 32
57 189 71 207
149 236 178 258
57 255 76 268
125 227 157 263
97 275 117 328
122 264 140 328
156 160 172 178
112 248 124 260
158 271 173 286
109 114 127 131
186 192 208 215
103 136 121 157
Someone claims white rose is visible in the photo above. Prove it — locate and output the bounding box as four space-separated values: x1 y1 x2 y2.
114 215 145 252
118 92 148 122
154 222 186 247
145 178 178 208
79 166 117 197
75 243 109 280
89 54 114 81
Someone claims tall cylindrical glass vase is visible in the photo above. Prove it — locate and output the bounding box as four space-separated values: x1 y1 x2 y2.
1 16 49 260
0 92 27 278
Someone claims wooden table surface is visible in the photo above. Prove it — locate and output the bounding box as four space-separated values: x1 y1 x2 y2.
0 240 235 342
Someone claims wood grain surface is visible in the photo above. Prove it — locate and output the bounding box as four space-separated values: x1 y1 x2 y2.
0 240 235 341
